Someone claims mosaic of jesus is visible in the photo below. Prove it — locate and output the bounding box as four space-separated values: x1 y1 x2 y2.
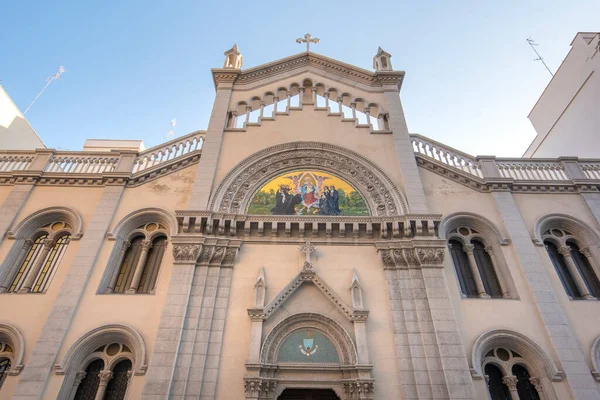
246 170 369 216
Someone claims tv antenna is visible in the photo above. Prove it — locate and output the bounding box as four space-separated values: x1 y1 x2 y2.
526 38 554 77
24 66 66 115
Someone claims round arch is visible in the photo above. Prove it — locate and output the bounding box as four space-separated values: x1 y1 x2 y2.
0 323 25 375
210 141 408 216
261 313 357 366
533 213 600 248
8 206 83 240
108 207 178 241
471 329 562 382
55 324 147 376
439 212 510 245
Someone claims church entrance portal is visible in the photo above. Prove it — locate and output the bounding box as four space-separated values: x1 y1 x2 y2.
278 388 340 400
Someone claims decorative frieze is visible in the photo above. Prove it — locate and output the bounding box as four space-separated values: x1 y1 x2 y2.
243 378 277 398
376 240 446 269
342 380 375 399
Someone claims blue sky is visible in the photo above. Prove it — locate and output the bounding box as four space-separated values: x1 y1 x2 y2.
2 0 598 156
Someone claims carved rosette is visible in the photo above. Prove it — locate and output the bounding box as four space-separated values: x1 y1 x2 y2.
342 380 375 399
211 143 407 216
243 378 277 399
172 244 201 264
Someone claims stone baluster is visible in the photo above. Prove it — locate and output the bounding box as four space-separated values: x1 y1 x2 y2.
127 240 153 294
323 92 330 110
484 245 511 298
463 244 490 298
502 376 520 400
94 371 113 400
0 239 33 293
272 96 279 113
311 86 317 105
558 246 594 299
105 241 131 293
337 97 344 115
286 91 292 109
18 239 55 293
259 101 265 120
298 87 305 106
529 377 545 400
350 103 357 120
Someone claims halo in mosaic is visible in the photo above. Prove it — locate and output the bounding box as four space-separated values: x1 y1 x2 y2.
277 329 340 363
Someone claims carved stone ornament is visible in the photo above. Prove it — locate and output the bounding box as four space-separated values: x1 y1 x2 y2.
342 380 375 399
417 247 445 266
244 378 276 397
502 375 518 391
172 244 201 263
210 142 408 216
377 242 446 269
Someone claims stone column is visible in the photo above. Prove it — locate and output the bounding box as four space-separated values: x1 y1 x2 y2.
68 371 86 400
12 182 127 399
94 370 113 400
126 240 153 294
188 70 238 211
105 241 131 293
557 246 594 299
17 238 55 292
462 244 489 298
141 241 202 398
377 242 476 399
382 85 429 213
491 190 600 399
0 239 33 293
484 246 511 298
529 377 545 400
502 376 519 400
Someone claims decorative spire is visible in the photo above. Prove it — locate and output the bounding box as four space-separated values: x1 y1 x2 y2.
373 47 393 71
254 267 266 308
223 44 243 69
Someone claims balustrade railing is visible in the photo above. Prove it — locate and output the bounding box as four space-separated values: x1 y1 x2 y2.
44 154 119 173
495 160 569 181
411 134 483 178
580 162 600 180
132 131 204 174
0 155 34 172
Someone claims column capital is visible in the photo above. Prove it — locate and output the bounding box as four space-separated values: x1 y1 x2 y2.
74 371 87 386
558 245 572 258
463 243 475 255
502 375 518 390
529 377 543 393
98 370 114 383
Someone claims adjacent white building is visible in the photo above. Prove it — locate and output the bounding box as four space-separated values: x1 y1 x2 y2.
525 32 600 158
0 84 45 150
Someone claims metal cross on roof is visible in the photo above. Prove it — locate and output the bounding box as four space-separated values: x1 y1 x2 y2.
296 33 320 52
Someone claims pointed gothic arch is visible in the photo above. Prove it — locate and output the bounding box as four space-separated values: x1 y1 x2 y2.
210 141 408 216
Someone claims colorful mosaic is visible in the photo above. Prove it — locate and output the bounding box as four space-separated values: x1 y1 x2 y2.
246 170 369 216
277 330 339 363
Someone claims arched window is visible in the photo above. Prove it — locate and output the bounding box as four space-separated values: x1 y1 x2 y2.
0 347 11 390
446 226 509 299
483 348 543 400
70 343 133 400
0 221 72 294
106 223 168 294
543 228 600 300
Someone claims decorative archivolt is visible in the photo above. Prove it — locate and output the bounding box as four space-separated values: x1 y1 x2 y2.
55 324 147 376
210 141 408 216
591 336 600 380
439 212 510 246
260 313 358 366
7 206 83 240
471 329 562 382
533 213 600 248
230 78 388 131
108 208 178 241
0 323 25 375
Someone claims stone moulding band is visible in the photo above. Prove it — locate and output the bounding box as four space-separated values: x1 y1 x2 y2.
174 211 442 243
208 141 409 217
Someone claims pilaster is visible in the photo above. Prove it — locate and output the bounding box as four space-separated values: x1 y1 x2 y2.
491 190 600 399
188 71 238 211
382 86 429 213
11 184 126 399
0 184 34 244
377 240 475 400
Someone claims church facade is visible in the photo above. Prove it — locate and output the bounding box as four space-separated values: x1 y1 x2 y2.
1 43 600 400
